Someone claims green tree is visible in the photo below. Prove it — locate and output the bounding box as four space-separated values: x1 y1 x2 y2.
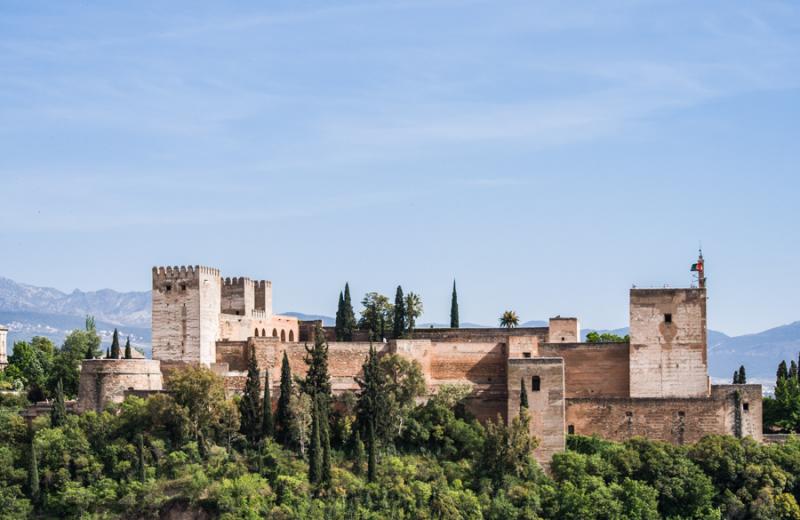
335 291 345 341
275 351 295 447
393 285 407 339
790 360 798 381
356 344 387 483
352 430 365 475
27 439 39 503
239 346 262 445
586 331 630 343
6 336 55 401
301 323 332 407
124 337 132 359
520 378 528 411
499 310 520 328
778 360 789 384
167 365 234 450
378 354 425 441
261 372 274 439
50 322 101 397
110 328 121 359
320 396 332 487
450 280 459 328
342 283 356 341
358 292 393 341
733 370 739 384
367 416 377 483
137 433 146 484
50 378 67 427
738 365 746 384
405 291 423 336
308 396 323 486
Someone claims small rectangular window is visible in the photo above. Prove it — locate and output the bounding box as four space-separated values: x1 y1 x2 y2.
665 313 673 324
625 411 633 417
523 352 531 358
180 283 187 291
165 284 172 292
531 376 541 391
743 402 750 412
568 425 575 434
678 411 685 417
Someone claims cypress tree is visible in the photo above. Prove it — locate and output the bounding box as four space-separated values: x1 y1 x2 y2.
51 378 67 427
335 291 345 341
301 322 332 408
450 280 459 328
138 434 146 484
110 328 121 359
239 346 262 445
733 371 739 384
738 365 747 384
321 397 332 486
353 430 365 475
367 418 376 483
790 360 798 381
520 378 529 411
342 283 356 341
85 343 94 360
28 439 39 502
124 336 132 359
106 347 110 359
275 351 294 446
393 285 406 339
262 372 274 438
778 360 789 383
308 396 322 485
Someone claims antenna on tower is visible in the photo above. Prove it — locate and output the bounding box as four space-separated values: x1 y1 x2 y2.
690 246 706 289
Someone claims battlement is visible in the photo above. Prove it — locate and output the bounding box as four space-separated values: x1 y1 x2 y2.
254 280 271 289
223 276 255 288
153 265 220 280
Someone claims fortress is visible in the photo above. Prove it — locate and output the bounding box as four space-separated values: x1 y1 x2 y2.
77 260 762 464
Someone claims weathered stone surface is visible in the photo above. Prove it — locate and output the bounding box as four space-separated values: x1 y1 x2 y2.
77 359 163 412
548 317 580 343
0 325 7 368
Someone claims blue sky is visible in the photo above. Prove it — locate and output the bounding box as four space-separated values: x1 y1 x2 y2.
1 1 798 335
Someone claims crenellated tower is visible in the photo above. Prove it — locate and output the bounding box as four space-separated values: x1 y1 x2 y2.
152 265 222 366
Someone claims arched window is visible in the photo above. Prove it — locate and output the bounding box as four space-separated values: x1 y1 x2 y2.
272 329 278 337
262 328 266 337
289 330 294 342
531 376 541 392
255 328 259 337
281 330 286 342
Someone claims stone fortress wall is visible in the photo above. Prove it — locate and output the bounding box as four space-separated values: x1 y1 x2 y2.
76 359 163 413
81 263 763 466
0 325 7 368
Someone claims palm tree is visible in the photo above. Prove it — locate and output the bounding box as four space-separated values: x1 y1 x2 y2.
405 292 423 335
499 310 520 328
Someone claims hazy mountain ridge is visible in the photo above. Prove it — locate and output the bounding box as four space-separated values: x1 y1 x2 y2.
0 277 150 327
1 277 798 384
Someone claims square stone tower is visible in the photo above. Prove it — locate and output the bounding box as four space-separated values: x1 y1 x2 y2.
152 266 221 366
629 288 709 398
0 325 7 369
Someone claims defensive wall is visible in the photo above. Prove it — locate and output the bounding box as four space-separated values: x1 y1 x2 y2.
0 325 7 368
76 359 163 413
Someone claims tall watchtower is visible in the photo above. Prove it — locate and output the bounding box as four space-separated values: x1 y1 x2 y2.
628 253 710 398
152 266 221 366
0 325 7 369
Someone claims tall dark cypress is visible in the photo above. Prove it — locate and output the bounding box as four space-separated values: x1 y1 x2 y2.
353 430 364 475
519 378 529 411
790 360 798 381
302 323 332 407
28 439 39 502
124 337 132 359
262 372 274 438
85 344 94 360
733 371 739 384
342 283 356 341
367 418 376 483
308 397 322 485
450 280 459 328
778 360 789 383
335 291 345 341
393 285 406 339
738 365 747 384
110 328 121 359
238 346 262 445
275 351 294 446
51 378 67 427
138 434 146 484
321 397 332 486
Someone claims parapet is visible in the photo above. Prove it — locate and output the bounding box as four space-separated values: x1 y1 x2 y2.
254 280 272 289
223 276 255 289
152 265 221 280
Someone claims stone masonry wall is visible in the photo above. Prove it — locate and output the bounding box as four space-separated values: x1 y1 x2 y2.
221 277 254 317
508 358 566 466
565 384 762 444
548 318 580 343
538 342 629 398
629 288 709 398
0 326 7 367
77 359 163 413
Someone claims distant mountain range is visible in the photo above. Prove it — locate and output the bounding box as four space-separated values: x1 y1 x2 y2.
1 277 797 387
